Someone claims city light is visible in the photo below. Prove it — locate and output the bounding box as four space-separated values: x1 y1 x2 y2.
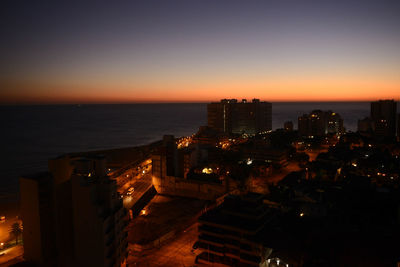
177 136 193 149
202 168 213 174
6 0 400 265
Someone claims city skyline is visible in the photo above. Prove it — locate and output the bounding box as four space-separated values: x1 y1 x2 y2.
1 0 400 104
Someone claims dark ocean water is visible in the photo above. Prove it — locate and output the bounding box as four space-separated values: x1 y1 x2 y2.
0 102 372 201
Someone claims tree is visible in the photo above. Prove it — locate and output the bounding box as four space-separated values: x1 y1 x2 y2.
10 222 22 244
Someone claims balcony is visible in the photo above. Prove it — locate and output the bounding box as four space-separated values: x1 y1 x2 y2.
198 234 224 247
197 242 225 256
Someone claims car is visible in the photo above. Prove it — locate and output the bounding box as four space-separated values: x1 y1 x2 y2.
126 187 134 195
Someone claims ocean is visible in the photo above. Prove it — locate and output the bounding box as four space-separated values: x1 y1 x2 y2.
0 102 373 202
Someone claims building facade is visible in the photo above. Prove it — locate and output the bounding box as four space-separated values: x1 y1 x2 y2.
20 155 128 267
196 193 271 266
208 99 272 135
152 135 228 200
370 100 397 137
298 110 344 137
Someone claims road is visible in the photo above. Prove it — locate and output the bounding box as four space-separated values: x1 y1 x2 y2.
304 147 328 161
0 245 23 266
128 223 201 267
116 159 153 210
122 175 153 210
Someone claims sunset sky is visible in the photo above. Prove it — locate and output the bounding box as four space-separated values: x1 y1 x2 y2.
1 0 400 104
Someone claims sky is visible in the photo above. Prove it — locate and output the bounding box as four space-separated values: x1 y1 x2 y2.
1 0 400 104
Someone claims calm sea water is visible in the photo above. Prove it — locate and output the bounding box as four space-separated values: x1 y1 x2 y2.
0 102 373 201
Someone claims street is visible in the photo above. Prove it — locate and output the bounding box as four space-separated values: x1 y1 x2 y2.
116 159 153 210
128 223 201 267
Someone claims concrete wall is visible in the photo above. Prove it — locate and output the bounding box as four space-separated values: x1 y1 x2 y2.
130 186 157 217
20 178 42 264
152 176 227 200
71 175 105 267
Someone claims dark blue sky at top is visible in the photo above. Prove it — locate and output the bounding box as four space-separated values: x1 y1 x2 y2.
2 0 400 65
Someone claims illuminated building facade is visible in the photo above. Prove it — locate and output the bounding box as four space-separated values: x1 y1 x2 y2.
152 135 227 200
207 99 272 135
298 110 344 137
20 155 128 267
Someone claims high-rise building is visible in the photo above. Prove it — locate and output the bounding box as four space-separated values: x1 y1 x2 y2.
298 110 344 137
370 100 397 137
196 193 271 266
20 155 128 267
207 99 272 135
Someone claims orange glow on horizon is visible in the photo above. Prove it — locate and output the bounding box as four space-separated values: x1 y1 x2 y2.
1 75 399 104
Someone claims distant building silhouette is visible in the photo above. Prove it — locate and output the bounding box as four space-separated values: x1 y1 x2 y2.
207 99 272 135
370 100 397 137
20 155 128 267
357 117 374 136
298 110 344 137
284 121 293 131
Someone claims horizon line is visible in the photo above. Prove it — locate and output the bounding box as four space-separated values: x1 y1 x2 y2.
1 99 399 106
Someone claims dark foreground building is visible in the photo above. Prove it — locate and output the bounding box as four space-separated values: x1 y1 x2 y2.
208 99 272 135
358 99 398 138
196 193 274 266
20 155 128 267
371 99 397 137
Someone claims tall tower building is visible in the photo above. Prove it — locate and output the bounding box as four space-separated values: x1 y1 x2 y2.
370 100 397 137
207 99 272 135
20 155 128 267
